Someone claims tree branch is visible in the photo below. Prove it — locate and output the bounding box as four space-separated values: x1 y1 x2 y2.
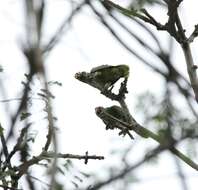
16 151 104 178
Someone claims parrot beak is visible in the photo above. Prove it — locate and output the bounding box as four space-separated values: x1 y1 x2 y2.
74 72 81 79
74 72 89 83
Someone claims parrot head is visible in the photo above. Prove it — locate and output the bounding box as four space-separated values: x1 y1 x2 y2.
75 72 86 80
95 106 104 116
116 65 129 78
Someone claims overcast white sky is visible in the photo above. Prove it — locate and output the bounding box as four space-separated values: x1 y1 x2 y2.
0 0 198 189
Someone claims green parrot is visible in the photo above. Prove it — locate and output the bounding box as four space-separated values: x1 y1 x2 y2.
90 64 129 90
95 105 134 139
105 105 130 123
75 64 129 92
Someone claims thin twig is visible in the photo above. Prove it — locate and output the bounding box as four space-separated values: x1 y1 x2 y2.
108 12 162 58
3 125 30 171
89 2 166 76
16 151 104 178
43 0 88 54
0 123 9 159
103 0 166 30
173 156 189 190
188 24 198 43
133 18 164 53
26 172 36 190
29 175 50 187
181 43 198 102
102 2 198 116
89 145 166 190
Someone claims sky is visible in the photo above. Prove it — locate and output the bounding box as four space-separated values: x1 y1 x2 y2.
0 0 198 189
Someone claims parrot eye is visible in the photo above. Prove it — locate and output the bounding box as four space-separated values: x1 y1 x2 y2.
95 107 103 115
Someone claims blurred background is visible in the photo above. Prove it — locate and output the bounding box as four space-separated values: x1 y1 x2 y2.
0 0 198 189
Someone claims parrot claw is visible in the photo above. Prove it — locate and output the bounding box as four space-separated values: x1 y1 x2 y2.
101 87 111 95
106 124 114 130
119 129 134 139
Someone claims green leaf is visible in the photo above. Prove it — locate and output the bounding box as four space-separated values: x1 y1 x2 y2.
54 182 64 190
103 0 138 17
63 159 73 171
20 112 32 121
74 175 83 183
40 89 55 99
71 181 78 188
0 125 4 136
79 171 91 178
57 166 65 175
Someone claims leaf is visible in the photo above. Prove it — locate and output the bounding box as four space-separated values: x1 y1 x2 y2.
40 89 55 99
152 114 166 123
130 0 161 9
103 0 139 17
79 171 91 178
53 116 58 121
0 126 4 136
54 182 64 190
24 73 31 80
71 181 78 188
63 159 73 170
21 81 31 91
74 175 83 183
20 112 32 121
47 81 62 86
37 92 47 98
145 149 159 164
57 166 65 175
71 181 79 188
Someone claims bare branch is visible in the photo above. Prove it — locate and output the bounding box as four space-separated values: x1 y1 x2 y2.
103 0 166 30
43 0 88 54
188 24 198 43
16 151 104 178
181 43 198 102
88 2 166 76
89 145 167 190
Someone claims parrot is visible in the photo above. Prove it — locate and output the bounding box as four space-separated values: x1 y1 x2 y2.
104 105 130 123
90 64 129 90
95 105 134 139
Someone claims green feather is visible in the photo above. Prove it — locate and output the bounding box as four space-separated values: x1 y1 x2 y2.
105 105 129 123
91 65 129 88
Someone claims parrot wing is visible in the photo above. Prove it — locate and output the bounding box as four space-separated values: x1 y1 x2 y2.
90 65 114 73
